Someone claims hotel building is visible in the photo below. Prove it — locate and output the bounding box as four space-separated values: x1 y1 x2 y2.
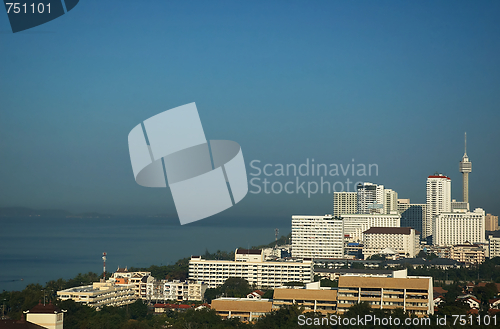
333 192 357 217
291 215 344 259
362 227 419 259
188 249 314 289
432 208 486 246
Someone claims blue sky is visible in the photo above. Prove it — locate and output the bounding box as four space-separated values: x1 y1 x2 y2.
1 1 499 222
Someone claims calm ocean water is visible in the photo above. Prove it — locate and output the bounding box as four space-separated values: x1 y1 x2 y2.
0 216 291 292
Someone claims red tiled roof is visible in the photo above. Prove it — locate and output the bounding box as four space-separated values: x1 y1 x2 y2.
428 175 451 180
154 303 192 309
28 301 61 314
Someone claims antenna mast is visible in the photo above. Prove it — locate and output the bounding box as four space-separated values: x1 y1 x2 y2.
102 252 107 280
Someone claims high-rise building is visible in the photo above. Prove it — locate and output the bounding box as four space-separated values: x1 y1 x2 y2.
383 189 398 214
432 208 486 246
357 182 384 214
459 132 472 204
485 213 499 232
397 199 426 238
291 215 344 259
425 174 451 239
333 192 357 217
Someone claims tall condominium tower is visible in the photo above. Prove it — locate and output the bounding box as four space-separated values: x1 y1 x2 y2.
459 132 472 204
333 192 357 217
425 174 451 239
356 182 384 214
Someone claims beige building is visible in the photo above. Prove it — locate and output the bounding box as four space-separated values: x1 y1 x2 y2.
189 252 313 289
337 275 434 317
273 287 337 315
109 267 151 298
486 213 499 232
363 227 419 259
139 278 207 302
211 298 272 322
489 234 500 259
450 242 485 266
24 302 65 329
57 282 136 309
333 192 357 217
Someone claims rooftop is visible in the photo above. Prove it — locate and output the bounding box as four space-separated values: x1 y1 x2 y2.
363 227 414 235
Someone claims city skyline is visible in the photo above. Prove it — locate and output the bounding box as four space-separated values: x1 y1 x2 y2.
1 1 499 223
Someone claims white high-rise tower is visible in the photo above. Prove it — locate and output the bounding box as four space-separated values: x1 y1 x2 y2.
459 132 472 204
425 174 451 239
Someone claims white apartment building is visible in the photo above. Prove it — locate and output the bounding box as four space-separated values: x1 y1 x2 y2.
139 278 207 302
57 282 136 309
357 182 385 214
291 215 344 259
341 213 400 243
432 208 486 246
383 189 398 215
426 174 451 239
489 234 500 258
362 227 419 259
397 199 426 238
189 253 314 289
333 192 357 217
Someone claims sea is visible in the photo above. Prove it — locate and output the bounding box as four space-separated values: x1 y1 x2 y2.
0 215 291 292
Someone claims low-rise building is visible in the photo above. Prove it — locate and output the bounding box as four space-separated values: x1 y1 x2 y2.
109 267 151 298
139 278 207 302
57 282 136 309
362 227 419 259
489 233 500 259
272 287 337 315
189 250 314 289
23 302 65 329
211 298 272 322
336 274 434 317
450 242 485 266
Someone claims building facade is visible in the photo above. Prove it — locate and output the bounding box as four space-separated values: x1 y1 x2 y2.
362 227 419 259
485 213 499 232
426 174 452 239
139 278 207 302
397 199 426 239
189 254 314 289
489 234 500 259
57 282 136 309
357 182 385 214
273 286 337 315
333 192 357 217
383 189 398 215
211 298 272 322
336 275 434 317
341 213 400 243
432 208 486 246
291 215 344 259
450 242 485 266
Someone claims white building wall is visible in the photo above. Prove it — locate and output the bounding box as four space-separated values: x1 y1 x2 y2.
291 215 344 259
189 258 314 289
432 208 486 246
426 175 452 239
333 192 358 217
341 214 401 243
